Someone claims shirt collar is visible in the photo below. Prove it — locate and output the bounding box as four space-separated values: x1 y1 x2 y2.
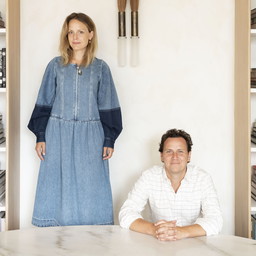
161 164 195 184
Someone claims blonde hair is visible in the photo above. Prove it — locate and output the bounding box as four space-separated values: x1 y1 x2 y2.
59 13 98 66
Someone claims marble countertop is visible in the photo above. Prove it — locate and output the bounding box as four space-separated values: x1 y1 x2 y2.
0 225 255 256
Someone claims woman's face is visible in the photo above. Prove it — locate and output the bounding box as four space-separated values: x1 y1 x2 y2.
67 19 93 54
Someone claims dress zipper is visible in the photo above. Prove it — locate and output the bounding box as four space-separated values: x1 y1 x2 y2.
74 66 79 120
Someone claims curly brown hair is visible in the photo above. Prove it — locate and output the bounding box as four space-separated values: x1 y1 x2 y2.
159 129 193 153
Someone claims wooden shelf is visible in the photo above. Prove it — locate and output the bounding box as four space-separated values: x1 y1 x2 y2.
5 0 21 231
0 28 6 35
251 143 256 152
252 198 256 213
0 142 6 152
0 197 5 211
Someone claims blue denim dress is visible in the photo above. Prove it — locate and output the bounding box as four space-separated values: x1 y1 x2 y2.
28 57 122 227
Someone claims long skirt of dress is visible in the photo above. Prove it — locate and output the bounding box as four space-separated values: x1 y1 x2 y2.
32 117 114 227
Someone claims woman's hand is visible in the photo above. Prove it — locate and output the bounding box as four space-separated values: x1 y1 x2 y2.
35 142 46 160
103 147 114 160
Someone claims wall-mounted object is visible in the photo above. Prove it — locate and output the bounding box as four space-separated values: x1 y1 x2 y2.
130 0 139 66
117 0 127 66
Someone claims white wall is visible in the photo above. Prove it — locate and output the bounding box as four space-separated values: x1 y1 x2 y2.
20 0 234 234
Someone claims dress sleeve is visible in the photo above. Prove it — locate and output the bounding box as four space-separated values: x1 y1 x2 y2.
194 174 223 236
27 58 57 142
98 60 122 148
119 171 150 229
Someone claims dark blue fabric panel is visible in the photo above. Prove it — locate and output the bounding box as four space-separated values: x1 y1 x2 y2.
28 105 52 142
99 107 122 148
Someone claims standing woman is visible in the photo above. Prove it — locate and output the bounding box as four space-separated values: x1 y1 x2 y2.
28 13 122 227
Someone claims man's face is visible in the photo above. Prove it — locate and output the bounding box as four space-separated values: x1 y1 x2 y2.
160 137 191 177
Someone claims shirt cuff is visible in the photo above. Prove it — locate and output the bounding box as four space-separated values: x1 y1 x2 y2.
36 132 46 143
195 217 223 236
104 137 115 148
119 211 144 229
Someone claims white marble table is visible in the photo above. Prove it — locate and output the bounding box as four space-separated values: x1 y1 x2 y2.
0 225 255 256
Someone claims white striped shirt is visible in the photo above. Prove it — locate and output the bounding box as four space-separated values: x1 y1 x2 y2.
119 164 223 236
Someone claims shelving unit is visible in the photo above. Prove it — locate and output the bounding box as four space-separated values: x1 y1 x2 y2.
0 0 20 231
0 0 6 232
251 2 256 220
6 0 20 231
235 0 256 239
250 24 256 215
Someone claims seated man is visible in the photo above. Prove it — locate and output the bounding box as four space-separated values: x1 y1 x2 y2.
119 129 223 241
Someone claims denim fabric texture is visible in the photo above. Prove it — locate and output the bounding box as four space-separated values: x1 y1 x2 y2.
28 57 122 226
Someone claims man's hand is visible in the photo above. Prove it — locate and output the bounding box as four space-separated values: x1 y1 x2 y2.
155 220 206 241
155 220 178 241
35 142 46 160
103 147 114 160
